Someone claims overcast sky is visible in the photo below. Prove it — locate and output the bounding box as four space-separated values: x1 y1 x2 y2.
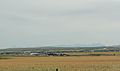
0 0 120 48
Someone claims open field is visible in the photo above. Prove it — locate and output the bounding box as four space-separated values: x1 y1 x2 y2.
66 52 120 56
0 56 120 71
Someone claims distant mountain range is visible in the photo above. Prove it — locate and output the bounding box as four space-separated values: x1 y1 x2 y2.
1 44 120 50
53 43 105 47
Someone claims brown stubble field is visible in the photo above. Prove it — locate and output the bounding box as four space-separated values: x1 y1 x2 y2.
0 56 120 71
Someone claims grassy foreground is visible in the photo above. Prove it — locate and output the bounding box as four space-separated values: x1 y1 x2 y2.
0 56 120 71
0 57 11 60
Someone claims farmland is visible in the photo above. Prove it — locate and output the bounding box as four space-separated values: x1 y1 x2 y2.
0 47 120 71
0 56 120 71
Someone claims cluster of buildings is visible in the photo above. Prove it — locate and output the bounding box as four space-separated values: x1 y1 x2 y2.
30 52 66 56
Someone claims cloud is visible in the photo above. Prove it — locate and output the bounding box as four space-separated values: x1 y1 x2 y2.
0 0 120 48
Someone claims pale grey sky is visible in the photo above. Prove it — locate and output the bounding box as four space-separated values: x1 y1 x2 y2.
0 0 120 48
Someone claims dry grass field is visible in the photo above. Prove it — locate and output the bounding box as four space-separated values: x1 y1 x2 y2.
0 56 120 71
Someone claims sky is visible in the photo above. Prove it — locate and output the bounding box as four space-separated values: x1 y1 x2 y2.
0 0 120 48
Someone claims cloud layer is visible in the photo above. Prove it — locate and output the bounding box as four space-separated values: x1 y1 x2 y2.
0 0 120 48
